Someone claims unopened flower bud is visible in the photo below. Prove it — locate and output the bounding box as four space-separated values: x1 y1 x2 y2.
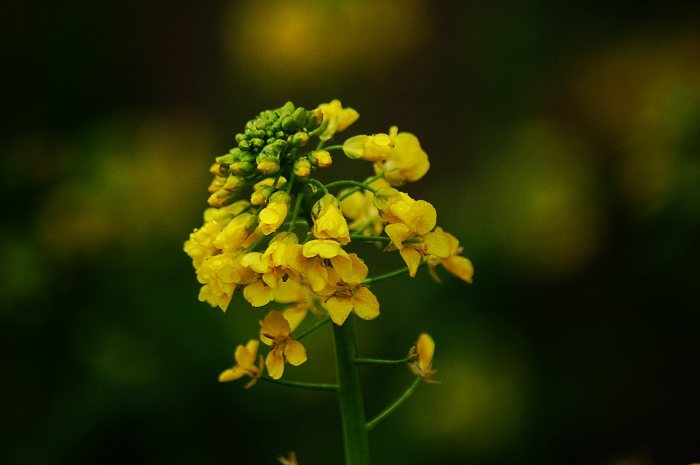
208 176 226 193
289 132 309 148
372 187 401 210
294 158 312 178
223 175 244 192
251 184 274 205
310 150 332 168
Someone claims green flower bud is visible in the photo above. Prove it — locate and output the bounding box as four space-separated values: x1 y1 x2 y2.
293 157 312 178
235 133 245 143
238 139 250 151
289 132 309 148
292 107 307 129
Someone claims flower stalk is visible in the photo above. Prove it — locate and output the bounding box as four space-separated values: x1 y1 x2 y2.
332 317 371 465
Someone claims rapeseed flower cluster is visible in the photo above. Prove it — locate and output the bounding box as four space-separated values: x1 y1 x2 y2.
184 100 472 385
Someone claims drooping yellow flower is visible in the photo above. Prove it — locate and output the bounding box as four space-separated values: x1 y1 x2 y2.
258 191 291 235
317 254 380 326
374 126 430 186
316 100 359 140
218 339 264 388
384 200 451 276
259 310 307 379
409 333 439 383
426 227 474 284
342 133 393 161
312 194 351 245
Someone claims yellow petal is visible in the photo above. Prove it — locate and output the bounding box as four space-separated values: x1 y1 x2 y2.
265 350 285 379
218 366 247 382
416 333 435 373
443 256 474 284
243 280 274 307
399 247 423 277
282 306 308 332
325 297 354 326
351 287 380 321
260 310 292 339
284 340 307 366
408 200 437 235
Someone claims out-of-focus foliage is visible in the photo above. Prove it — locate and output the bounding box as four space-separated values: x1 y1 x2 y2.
2 1 699 465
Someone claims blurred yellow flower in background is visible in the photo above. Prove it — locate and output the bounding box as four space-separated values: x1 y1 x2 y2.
221 0 431 90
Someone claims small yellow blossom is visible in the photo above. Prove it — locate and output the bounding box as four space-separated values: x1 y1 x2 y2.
258 191 291 235
213 212 256 252
342 133 393 161
197 250 256 311
426 227 474 284
409 333 439 383
374 126 430 186
285 240 352 292
317 254 380 326
312 194 351 245
384 200 451 276
317 100 360 140
218 339 264 388
275 279 321 323
259 310 307 379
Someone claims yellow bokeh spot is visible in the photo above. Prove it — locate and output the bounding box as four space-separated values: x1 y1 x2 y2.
221 0 431 89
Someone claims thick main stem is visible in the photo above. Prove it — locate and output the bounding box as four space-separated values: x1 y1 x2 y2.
332 317 371 465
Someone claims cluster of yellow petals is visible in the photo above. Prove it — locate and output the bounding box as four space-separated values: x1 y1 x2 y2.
317 99 359 140
342 126 430 186
340 178 390 237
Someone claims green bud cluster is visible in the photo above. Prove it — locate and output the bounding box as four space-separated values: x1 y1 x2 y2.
206 102 327 207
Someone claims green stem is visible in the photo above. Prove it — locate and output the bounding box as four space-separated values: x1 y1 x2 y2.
325 180 378 194
354 357 412 365
362 266 410 285
323 144 344 152
260 376 337 392
338 173 385 201
350 235 391 242
333 317 371 465
287 193 305 233
366 377 421 431
306 178 329 196
295 314 331 341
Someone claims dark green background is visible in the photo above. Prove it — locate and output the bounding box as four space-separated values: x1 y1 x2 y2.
2 1 699 464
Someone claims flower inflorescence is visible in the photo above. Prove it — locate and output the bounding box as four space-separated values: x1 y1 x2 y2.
184 100 473 385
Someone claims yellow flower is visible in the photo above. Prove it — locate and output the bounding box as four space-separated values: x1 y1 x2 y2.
275 279 322 324
426 227 474 284
218 339 264 388
213 212 256 252
294 239 351 292
258 191 291 235
317 254 380 326
342 133 393 161
240 252 286 307
259 310 307 379
312 194 351 245
374 126 430 186
384 200 451 276
317 99 359 140
409 333 439 383
197 250 256 311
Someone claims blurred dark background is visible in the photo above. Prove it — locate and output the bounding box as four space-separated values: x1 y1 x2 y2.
2 1 699 464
